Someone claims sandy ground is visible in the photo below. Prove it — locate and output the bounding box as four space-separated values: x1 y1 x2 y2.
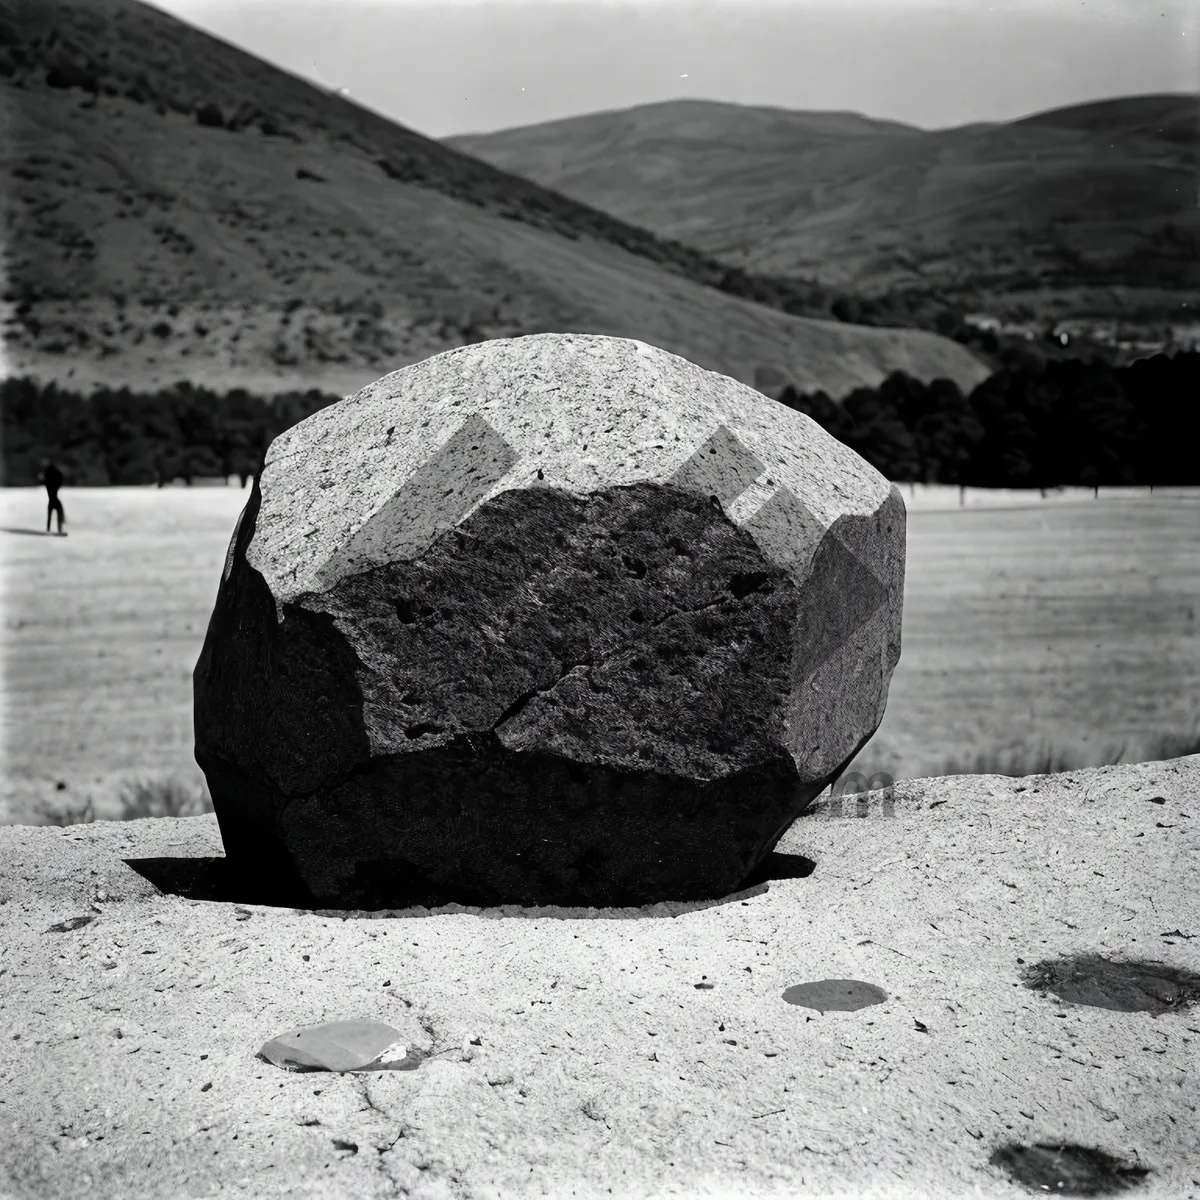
3 484 1197 826
0 756 1196 1200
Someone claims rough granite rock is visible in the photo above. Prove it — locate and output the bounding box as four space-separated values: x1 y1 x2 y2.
194 333 905 908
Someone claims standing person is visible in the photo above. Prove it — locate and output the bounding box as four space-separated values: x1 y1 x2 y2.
37 459 66 535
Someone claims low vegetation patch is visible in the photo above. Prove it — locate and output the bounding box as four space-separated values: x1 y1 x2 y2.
936 723 1200 779
35 775 215 825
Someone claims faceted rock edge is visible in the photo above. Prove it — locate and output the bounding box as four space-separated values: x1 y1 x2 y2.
196 335 904 908
244 334 893 605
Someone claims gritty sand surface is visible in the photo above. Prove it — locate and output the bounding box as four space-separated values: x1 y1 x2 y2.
1 756 1197 1200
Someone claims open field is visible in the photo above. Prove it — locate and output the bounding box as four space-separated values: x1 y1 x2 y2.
2 484 1198 826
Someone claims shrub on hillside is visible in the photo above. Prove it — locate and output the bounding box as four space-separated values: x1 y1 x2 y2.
44 59 98 92
195 101 224 128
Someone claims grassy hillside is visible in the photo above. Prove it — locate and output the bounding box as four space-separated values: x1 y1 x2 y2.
446 94 1200 324
0 0 988 399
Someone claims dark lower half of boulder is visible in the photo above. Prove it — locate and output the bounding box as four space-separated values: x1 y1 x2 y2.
199 731 867 909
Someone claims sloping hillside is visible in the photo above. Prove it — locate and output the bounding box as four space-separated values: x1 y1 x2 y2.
447 95 1200 321
448 100 927 244
0 0 988 399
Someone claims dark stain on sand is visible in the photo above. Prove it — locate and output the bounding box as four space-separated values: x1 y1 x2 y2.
990 1142 1151 1196
1018 952 1200 1015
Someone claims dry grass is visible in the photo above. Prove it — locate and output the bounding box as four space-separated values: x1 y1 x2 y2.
934 721 1200 780
33 775 214 826
841 490 1200 783
112 775 214 820
2 485 1198 825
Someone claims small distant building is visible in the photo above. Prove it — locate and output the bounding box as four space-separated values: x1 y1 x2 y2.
964 313 1002 333
1169 323 1200 351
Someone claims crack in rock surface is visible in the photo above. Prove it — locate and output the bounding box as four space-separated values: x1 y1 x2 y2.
195 335 905 909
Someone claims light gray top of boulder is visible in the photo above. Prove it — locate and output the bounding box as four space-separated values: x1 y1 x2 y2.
245 334 895 605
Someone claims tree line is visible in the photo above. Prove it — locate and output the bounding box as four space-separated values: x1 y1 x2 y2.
0 379 338 486
2 351 1196 488
777 351 1198 487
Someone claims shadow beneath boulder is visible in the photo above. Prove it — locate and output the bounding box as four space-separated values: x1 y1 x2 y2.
124 849 816 918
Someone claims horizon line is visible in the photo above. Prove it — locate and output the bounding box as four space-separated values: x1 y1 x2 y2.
437 89 1196 141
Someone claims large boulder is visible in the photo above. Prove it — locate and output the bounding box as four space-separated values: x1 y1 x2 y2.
194 333 905 909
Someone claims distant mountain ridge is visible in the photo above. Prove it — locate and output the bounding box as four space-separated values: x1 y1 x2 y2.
0 0 988 399
1011 93 1197 140
453 99 926 145
446 93 1200 323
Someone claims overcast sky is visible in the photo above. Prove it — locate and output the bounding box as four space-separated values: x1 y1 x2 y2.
150 0 1197 138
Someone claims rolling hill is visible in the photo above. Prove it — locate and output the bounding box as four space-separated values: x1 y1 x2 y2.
0 0 988 401
446 95 1200 323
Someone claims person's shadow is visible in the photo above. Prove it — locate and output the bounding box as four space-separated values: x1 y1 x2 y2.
1 528 65 536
